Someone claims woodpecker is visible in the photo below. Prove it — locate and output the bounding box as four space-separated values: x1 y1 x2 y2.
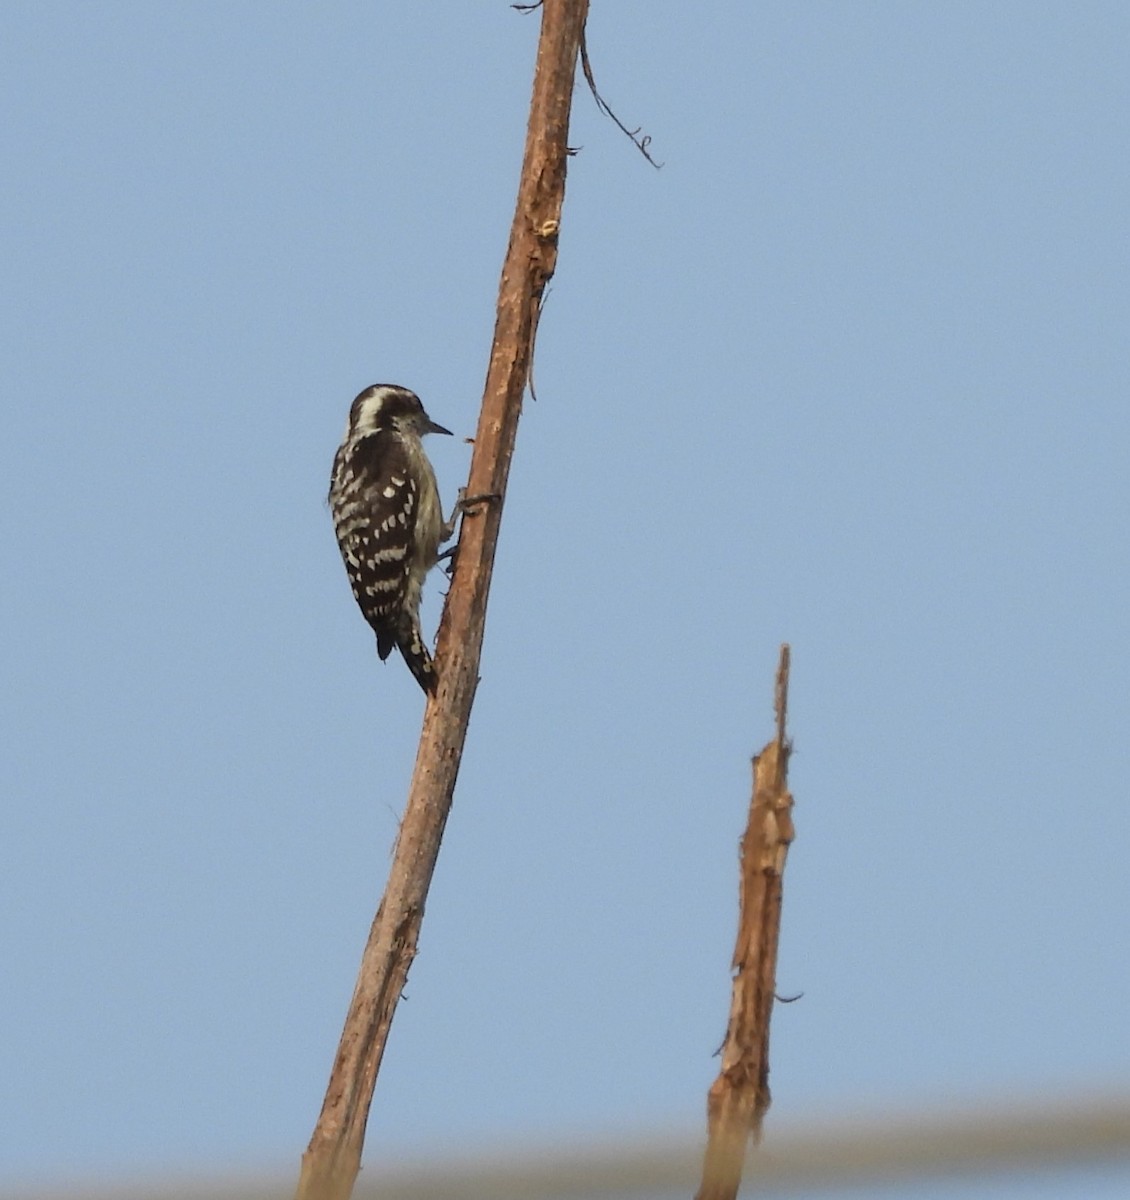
329 384 459 694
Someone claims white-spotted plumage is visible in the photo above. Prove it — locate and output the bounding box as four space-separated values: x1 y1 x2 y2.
329 384 457 693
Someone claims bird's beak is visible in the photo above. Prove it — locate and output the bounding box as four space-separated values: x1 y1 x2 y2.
426 418 454 436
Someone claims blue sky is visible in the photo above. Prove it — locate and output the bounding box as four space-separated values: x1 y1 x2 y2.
3 3 1128 1196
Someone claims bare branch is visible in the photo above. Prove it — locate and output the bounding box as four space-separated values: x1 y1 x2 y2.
579 31 662 167
294 5 590 1199
696 645 795 1200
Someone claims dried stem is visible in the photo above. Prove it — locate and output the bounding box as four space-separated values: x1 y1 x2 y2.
695 645 795 1200
294 4 589 1199
579 30 662 167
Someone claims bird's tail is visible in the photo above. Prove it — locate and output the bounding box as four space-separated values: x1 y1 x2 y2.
396 617 437 695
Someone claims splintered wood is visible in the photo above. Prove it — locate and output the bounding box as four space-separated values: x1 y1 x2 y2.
696 645 795 1200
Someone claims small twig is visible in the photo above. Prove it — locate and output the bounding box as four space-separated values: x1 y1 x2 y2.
695 644 795 1200
579 30 663 167
775 644 790 746
527 287 550 403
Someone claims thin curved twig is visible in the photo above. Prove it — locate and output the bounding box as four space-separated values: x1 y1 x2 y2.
579 29 663 167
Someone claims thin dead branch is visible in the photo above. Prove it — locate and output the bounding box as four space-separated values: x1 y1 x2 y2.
579 32 662 167
294 4 590 1199
696 645 795 1200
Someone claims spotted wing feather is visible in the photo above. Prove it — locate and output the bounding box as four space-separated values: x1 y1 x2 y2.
330 433 418 656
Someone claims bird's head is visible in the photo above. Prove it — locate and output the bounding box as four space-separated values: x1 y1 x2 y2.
346 384 453 440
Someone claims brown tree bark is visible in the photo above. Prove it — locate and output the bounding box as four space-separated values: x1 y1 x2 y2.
696 646 795 1200
295 5 590 1199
